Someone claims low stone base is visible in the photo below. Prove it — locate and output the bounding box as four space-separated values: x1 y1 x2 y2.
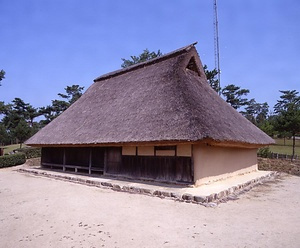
17 166 280 207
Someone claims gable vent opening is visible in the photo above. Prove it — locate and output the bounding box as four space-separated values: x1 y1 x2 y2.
186 57 201 76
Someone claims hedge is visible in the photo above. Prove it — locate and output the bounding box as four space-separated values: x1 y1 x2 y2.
257 147 272 158
0 153 26 168
14 147 41 159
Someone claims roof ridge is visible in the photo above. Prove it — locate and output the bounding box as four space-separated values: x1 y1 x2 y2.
94 42 198 82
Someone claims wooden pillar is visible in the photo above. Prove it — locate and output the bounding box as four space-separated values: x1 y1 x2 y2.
63 148 66 171
191 144 194 182
89 149 92 174
103 148 107 175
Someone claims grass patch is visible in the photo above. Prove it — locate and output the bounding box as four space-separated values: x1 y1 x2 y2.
269 145 300 156
0 144 28 155
273 138 300 146
268 138 300 156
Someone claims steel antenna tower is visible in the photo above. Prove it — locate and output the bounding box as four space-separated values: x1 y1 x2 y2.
213 0 221 95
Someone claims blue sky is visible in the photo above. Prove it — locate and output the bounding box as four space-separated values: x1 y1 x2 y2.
0 0 299 112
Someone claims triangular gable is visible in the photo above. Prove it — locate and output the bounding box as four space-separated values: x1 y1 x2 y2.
186 56 201 76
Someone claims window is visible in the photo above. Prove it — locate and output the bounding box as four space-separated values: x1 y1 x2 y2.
154 146 176 156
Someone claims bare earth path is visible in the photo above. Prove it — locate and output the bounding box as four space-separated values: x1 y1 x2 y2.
0 167 300 248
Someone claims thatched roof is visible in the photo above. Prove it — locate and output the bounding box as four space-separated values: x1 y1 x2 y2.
26 43 274 147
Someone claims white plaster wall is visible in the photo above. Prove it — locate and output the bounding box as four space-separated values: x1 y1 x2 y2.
156 150 175 156
122 146 136 156
193 144 258 186
122 145 192 157
138 146 154 156
177 144 192 157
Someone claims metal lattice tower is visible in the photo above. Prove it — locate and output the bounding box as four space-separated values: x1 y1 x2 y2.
213 0 221 94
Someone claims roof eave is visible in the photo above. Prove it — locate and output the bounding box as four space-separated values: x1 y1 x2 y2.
26 138 273 149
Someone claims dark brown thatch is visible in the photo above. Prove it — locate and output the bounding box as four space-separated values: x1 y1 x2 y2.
26 43 274 147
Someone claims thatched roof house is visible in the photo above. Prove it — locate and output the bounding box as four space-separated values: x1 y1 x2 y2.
26 43 273 185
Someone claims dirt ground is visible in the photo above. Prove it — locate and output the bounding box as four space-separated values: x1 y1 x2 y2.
0 167 300 248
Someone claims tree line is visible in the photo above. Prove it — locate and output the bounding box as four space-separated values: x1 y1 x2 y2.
0 82 84 147
1 48 299 157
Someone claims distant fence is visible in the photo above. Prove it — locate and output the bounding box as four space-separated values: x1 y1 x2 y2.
269 152 299 161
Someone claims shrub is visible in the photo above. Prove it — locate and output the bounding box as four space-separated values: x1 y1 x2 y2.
0 153 26 168
257 147 272 158
14 147 41 159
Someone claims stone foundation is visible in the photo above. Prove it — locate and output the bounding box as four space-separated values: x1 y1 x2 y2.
17 166 279 207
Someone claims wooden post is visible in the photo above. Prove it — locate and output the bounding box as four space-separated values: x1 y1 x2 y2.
191 144 194 183
103 148 107 175
292 135 296 161
63 148 66 171
89 149 92 174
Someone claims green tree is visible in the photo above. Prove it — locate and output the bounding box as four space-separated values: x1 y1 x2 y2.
256 102 269 124
13 119 32 148
2 98 40 129
39 85 84 125
2 103 21 131
242 98 269 126
274 90 300 159
1 98 41 145
0 123 10 145
38 105 56 125
50 100 69 116
221 84 250 110
258 115 276 137
203 65 220 93
12 98 30 119
0 69 5 85
26 105 40 127
58 85 85 105
121 49 162 68
0 101 7 114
